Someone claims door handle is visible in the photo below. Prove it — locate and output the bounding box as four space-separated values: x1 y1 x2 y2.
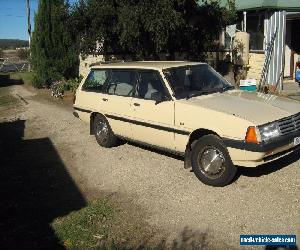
133 103 140 107
102 98 108 102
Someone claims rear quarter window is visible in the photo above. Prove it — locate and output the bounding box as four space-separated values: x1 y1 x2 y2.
82 70 109 92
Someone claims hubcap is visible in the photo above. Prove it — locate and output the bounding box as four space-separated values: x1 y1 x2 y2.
96 121 109 142
198 146 226 179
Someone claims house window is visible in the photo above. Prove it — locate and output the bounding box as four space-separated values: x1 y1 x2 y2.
246 13 264 51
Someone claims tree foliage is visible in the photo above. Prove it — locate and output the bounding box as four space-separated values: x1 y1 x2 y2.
71 0 236 60
116 0 184 59
69 0 119 56
31 0 79 87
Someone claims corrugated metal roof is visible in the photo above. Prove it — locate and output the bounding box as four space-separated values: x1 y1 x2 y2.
198 0 300 11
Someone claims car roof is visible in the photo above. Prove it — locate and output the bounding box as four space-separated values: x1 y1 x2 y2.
90 61 205 70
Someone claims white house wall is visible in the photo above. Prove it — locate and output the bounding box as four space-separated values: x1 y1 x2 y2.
79 54 104 77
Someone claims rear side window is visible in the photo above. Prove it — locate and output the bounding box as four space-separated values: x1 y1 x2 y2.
106 70 135 97
82 70 109 92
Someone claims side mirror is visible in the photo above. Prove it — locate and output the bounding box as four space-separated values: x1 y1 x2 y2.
151 92 167 104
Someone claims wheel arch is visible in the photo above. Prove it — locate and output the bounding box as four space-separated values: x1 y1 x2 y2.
184 128 221 169
187 128 221 148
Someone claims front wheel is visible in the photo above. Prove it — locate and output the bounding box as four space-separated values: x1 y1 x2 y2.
191 135 237 187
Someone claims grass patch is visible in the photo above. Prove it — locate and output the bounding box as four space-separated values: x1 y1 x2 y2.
52 199 113 249
0 94 19 106
10 71 34 86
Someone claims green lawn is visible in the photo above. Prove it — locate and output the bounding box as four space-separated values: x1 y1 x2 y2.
0 94 19 106
10 71 34 86
52 200 113 249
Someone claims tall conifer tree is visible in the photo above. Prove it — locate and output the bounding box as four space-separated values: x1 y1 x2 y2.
31 0 78 87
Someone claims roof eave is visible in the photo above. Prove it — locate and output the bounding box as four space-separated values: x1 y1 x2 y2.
238 7 300 12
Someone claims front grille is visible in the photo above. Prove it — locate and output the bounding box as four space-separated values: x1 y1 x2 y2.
278 112 300 135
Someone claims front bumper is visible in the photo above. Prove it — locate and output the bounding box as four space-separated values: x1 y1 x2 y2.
224 130 299 152
224 131 300 167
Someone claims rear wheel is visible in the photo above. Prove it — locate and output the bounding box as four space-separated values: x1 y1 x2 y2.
191 134 237 187
93 114 118 148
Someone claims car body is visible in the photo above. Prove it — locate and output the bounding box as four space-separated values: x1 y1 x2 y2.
73 61 300 186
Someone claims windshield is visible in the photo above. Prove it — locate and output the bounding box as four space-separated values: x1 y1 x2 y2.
163 64 234 99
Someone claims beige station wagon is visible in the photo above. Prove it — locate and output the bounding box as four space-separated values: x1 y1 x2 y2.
73 61 300 186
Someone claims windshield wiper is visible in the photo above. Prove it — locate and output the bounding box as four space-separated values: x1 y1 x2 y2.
186 91 214 100
221 85 235 92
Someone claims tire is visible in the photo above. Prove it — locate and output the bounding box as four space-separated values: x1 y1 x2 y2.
93 114 118 148
191 134 237 187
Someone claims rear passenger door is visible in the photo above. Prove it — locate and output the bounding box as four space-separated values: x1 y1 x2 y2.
130 70 175 150
103 69 136 138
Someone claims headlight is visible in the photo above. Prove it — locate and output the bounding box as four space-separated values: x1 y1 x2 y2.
259 122 281 142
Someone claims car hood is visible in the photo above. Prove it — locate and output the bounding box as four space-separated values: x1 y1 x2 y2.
179 90 300 125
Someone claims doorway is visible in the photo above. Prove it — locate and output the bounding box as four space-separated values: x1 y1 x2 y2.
284 14 300 79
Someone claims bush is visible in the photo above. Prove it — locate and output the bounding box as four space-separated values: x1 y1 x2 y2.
32 74 45 89
50 80 65 98
50 76 83 98
64 76 83 93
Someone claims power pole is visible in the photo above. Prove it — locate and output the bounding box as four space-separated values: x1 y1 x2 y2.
26 0 31 71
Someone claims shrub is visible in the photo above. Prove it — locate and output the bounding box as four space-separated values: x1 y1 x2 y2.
50 80 65 98
32 74 45 89
65 76 83 93
50 75 83 98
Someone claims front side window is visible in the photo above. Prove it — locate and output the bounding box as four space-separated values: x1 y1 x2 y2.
82 69 109 92
106 70 135 97
135 70 167 101
163 64 234 99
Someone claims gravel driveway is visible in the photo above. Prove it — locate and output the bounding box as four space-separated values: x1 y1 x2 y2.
2 84 300 249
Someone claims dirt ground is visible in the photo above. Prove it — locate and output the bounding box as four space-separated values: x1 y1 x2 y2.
0 80 299 249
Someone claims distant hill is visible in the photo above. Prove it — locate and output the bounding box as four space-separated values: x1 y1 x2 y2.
0 39 29 49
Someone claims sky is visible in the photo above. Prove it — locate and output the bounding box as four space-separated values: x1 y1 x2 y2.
0 0 78 40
